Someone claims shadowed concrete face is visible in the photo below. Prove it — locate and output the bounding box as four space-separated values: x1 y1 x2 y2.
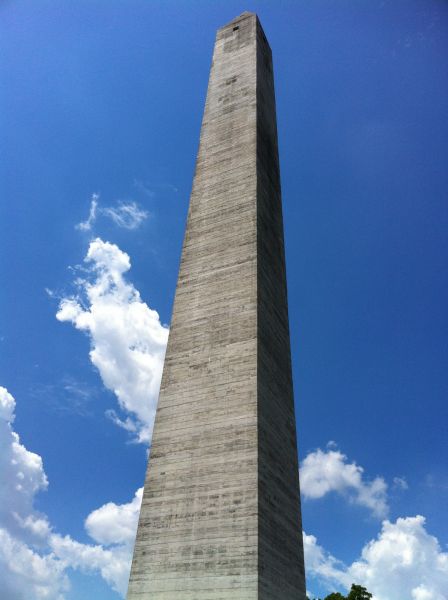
126 12 306 599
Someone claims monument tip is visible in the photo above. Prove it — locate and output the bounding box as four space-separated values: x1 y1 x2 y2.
223 11 258 28
237 11 257 17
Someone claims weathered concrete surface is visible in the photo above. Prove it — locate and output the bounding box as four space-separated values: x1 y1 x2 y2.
126 12 306 599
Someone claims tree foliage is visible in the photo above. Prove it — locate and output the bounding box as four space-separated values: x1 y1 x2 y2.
346 584 372 600
307 583 373 600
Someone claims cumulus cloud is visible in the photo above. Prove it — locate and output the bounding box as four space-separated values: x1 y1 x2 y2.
49 488 143 595
300 447 388 518
0 386 48 533
86 488 142 546
49 531 133 597
56 238 169 443
0 528 69 600
349 515 448 600
304 516 448 600
76 195 148 232
0 385 141 599
0 386 69 599
48 488 141 597
303 532 351 589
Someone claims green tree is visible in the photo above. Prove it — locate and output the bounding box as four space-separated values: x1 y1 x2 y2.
306 583 372 600
347 584 373 600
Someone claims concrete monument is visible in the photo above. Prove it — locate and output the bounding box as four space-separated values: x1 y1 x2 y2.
127 12 306 599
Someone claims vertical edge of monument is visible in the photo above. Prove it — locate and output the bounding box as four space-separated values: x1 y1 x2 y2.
255 15 307 600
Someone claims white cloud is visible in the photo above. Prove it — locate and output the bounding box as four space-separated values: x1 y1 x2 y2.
0 387 67 599
300 447 388 518
0 386 15 420
0 527 69 600
56 238 169 443
85 487 142 546
0 386 48 530
133 179 178 196
102 201 148 229
304 517 448 600
0 385 141 599
133 179 156 198
349 516 448 600
12 513 51 540
303 532 351 589
393 476 409 490
76 195 148 232
46 486 142 597
49 533 132 597
76 193 99 231
48 487 143 596
48 488 143 596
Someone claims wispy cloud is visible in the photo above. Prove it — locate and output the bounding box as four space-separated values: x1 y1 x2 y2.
393 476 409 491
133 179 155 198
133 179 178 197
29 377 98 418
75 194 99 231
101 201 148 230
76 195 148 232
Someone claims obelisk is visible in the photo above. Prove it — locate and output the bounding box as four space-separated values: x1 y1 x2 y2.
127 13 306 599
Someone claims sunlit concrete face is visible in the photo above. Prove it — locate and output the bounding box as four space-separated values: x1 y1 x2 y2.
126 12 306 599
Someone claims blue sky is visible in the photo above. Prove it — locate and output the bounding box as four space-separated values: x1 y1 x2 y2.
1 1 447 599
